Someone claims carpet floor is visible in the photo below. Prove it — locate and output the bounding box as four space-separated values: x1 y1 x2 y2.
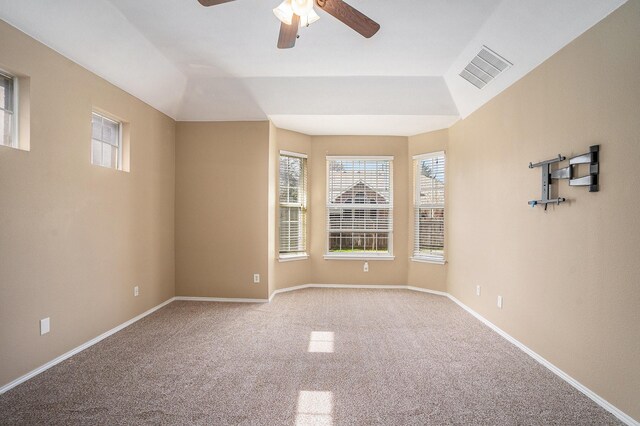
0 288 621 425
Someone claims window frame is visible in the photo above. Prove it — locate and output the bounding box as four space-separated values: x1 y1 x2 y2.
324 155 394 261
0 70 19 149
278 150 308 261
412 151 446 264
91 111 123 170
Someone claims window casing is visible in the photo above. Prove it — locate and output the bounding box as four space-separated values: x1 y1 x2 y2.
413 152 445 263
0 71 18 148
326 156 393 259
91 112 122 170
279 152 308 258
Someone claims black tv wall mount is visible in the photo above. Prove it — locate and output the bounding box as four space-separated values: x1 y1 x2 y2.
528 145 600 209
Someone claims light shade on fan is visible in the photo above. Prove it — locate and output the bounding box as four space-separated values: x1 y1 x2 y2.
300 9 320 27
273 1 294 25
290 0 314 16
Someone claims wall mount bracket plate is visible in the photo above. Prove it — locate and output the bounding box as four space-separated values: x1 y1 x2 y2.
528 145 599 210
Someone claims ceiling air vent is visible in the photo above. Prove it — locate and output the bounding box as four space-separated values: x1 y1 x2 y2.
460 46 512 89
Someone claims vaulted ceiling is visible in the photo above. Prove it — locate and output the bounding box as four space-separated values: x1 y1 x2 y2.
0 0 627 135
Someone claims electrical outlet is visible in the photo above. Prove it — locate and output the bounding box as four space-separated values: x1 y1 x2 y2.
363 262 369 272
253 274 260 284
40 318 50 335
476 285 481 296
497 295 503 309
134 286 139 297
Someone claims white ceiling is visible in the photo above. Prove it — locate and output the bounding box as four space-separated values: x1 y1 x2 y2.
0 0 628 136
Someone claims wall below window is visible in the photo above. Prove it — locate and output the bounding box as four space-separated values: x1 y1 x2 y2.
0 20 175 387
445 0 640 420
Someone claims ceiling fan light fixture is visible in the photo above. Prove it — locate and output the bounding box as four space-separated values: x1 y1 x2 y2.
300 9 320 27
290 0 314 17
273 0 294 25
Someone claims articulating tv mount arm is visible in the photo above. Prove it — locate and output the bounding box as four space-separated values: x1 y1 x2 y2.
528 145 600 210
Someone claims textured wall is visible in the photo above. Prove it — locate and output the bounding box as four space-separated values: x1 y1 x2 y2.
0 21 175 387
175 121 270 300
446 0 640 419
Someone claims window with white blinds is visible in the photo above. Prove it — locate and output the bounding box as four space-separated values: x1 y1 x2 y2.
413 152 445 262
0 71 17 148
326 156 393 257
91 112 121 170
279 152 307 257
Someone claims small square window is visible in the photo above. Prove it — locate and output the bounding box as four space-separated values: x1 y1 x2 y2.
0 71 18 149
91 112 122 170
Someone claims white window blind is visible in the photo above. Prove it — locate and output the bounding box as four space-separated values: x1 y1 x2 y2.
279 153 307 256
326 157 393 256
91 112 121 169
414 152 445 262
0 72 16 148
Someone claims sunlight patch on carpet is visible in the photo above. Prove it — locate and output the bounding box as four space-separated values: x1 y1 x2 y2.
296 391 333 426
308 331 334 353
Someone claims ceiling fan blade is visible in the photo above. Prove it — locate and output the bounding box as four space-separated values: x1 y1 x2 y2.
197 0 236 6
277 14 300 49
316 0 380 38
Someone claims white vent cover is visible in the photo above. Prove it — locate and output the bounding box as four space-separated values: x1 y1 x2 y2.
460 46 512 89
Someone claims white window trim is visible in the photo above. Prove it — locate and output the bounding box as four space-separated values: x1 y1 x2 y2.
412 151 446 264
280 150 307 159
327 155 394 161
325 156 394 259
278 253 309 262
411 256 446 265
278 151 308 257
413 151 444 161
324 254 395 261
0 70 19 149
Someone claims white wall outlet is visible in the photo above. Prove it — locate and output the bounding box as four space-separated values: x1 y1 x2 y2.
40 318 50 335
476 285 481 296
253 274 260 284
497 295 503 309
134 286 139 297
363 261 369 272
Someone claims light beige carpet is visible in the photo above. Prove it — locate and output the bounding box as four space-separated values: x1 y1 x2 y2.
0 288 621 425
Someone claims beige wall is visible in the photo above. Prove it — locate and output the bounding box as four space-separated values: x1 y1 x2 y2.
175 121 270 300
181 128 426 295
271 127 312 294
446 0 640 420
309 136 409 285
0 21 175 387
407 130 448 292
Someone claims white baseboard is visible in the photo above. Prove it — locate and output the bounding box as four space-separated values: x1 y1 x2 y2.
174 296 269 303
446 294 639 426
0 297 176 395
269 283 446 302
406 285 448 297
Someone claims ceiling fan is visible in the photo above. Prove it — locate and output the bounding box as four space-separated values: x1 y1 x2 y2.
197 0 380 49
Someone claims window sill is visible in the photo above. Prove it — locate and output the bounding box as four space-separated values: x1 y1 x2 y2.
323 254 395 261
411 257 446 265
278 254 309 262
